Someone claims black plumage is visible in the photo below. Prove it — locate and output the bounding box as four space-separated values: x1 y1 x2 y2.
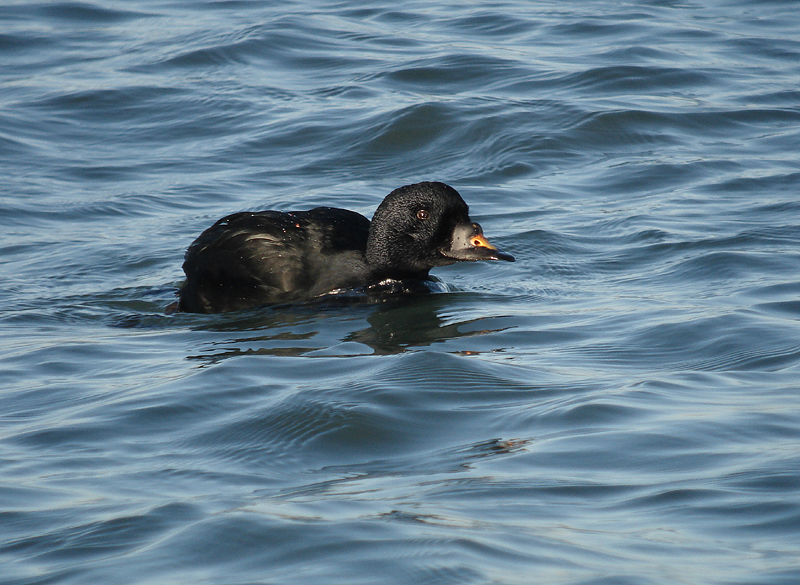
174 182 514 313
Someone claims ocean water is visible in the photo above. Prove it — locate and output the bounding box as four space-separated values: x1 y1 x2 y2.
2 1 800 583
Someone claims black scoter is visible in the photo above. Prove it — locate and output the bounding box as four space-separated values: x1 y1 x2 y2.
173 181 514 313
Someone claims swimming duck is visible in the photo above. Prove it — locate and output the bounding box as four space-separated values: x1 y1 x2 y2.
174 181 514 313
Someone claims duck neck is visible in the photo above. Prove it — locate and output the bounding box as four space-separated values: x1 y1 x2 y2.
365 228 431 282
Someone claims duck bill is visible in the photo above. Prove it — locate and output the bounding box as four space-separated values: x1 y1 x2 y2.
442 222 515 262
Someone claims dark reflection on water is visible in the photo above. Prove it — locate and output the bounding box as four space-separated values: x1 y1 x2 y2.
178 293 514 362
345 297 511 355
3 0 800 583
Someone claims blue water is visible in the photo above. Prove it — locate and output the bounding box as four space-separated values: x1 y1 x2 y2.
2 1 800 583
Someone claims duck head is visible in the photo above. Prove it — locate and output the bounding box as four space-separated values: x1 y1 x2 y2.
365 181 514 280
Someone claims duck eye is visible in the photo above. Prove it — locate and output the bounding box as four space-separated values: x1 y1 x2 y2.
416 209 429 221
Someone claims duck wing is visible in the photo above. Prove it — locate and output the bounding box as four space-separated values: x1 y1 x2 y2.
179 207 370 313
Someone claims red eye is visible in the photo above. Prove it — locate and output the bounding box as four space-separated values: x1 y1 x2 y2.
416 209 429 220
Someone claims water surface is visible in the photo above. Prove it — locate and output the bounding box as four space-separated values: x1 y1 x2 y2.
2 1 800 584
